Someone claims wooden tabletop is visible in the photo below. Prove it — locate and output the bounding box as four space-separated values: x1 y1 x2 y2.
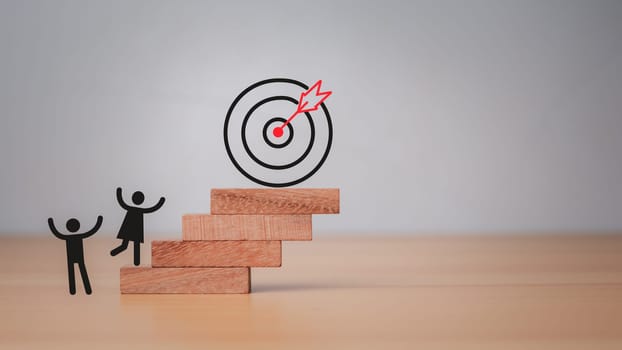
1 234 622 349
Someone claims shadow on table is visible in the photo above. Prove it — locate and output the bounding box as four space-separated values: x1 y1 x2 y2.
252 282 381 293
251 281 615 293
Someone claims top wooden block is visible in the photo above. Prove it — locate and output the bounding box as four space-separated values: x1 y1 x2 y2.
210 188 340 215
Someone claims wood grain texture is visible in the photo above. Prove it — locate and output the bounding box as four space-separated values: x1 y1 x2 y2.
182 214 312 241
151 240 282 267
120 266 250 294
210 188 340 214
3 235 622 348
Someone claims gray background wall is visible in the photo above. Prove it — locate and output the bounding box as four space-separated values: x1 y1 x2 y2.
1 0 621 236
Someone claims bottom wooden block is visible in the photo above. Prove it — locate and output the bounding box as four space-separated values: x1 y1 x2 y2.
120 266 250 294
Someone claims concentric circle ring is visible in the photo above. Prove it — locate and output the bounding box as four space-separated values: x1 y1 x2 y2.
223 78 333 187
241 95 315 170
263 117 294 149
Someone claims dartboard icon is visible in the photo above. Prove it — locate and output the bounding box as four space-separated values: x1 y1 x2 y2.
224 78 333 187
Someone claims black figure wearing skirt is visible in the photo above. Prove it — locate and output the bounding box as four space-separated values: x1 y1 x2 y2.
110 187 165 266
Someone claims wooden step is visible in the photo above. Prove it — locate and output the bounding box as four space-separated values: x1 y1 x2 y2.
210 188 339 215
182 214 312 241
120 267 250 294
151 240 282 267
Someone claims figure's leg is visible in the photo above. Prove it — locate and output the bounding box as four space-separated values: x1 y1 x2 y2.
133 241 140 266
110 239 129 256
67 261 76 295
78 261 92 295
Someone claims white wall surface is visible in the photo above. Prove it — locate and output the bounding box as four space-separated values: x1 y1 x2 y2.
1 0 621 235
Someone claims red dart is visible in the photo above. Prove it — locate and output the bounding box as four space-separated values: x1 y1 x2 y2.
273 80 332 138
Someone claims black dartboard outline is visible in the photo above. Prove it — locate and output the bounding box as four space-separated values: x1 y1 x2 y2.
224 78 333 187
240 95 316 170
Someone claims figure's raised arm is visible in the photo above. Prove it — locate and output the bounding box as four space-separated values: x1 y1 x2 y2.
77 215 103 239
142 197 166 213
116 187 130 210
48 218 68 240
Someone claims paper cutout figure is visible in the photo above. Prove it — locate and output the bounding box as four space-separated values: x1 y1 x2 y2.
48 216 103 295
110 187 165 266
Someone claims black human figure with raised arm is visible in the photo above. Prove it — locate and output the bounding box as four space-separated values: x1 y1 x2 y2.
110 187 165 266
48 216 103 295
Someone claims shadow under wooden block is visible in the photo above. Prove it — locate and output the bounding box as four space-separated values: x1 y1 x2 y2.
152 240 282 267
210 188 339 214
120 267 250 294
182 214 312 241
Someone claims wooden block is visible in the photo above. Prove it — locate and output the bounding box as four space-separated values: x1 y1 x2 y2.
152 240 282 267
182 214 312 241
210 188 340 214
120 267 250 294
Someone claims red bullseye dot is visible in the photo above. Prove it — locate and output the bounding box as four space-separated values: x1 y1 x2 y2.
273 126 284 138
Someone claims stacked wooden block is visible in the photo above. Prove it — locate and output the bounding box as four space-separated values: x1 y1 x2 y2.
120 188 340 294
